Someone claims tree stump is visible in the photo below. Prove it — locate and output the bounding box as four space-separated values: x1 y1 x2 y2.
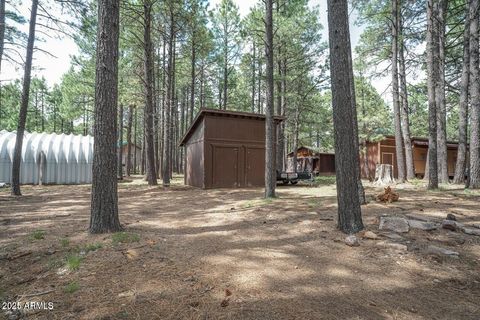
374 164 395 185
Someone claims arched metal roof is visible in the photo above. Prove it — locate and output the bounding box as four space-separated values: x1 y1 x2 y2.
0 130 94 184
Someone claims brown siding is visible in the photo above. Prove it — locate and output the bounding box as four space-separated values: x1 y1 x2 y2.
182 110 281 189
413 145 458 178
362 136 465 179
204 114 272 188
184 119 205 188
318 154 335 174
413 146 427 176
360 142 380 179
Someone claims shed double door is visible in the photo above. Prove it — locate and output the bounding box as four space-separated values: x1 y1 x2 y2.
211 144 265 188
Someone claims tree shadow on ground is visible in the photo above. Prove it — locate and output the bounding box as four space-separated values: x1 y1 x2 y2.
0 179 479 319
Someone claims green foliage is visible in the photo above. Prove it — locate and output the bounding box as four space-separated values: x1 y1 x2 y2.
1 0 430 159
313 176 336 186
46 258 64 270
82 242 103 253
355 74 392 141
408 83 429 138
0 80 22 131
65 254 83 271
64 281 80 294
111 232 140 245
210 0 242 109
30 230 46 241
60 238 70 248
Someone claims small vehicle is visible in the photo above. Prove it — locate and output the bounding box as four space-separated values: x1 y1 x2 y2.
276 170 312 185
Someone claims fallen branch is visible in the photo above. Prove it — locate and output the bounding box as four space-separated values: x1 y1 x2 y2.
18 289 55 298
8 251 32 260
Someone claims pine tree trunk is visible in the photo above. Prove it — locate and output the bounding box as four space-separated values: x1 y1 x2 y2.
426 0 439 189
327 0 364 234
40 92 44 131
293 107 299 173
126 104 133 176
351 79 366 205
424 150 430 179
143 0 157 185
398 6 415 180
89 0 121 233
170 38 177 177
282 58 287 171
264 0 276 198
11 0 38 196
360 80 371 180
141 124 145 175
163 10 175 187
453 3 470 184
200 62 205 110
190 39 196 119
252 41 256 113
160 36 166 178
258 59 262 113
276 46 284 173
117 103 123 180
436 0 449 184
133 107 138 174
469 0 480 188
391 0 406 183
223 36 228 110
154 45 160 178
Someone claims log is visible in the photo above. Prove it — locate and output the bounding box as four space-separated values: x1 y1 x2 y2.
374 164 395 185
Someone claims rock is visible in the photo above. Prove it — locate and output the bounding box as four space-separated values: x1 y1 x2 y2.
379 217 409 233
441 220 461 231
473 223 480 229
408 220 438 231
425 245 459 257
461 227 480 236
446 213 457 221
118 290 135 298
362 231 378 240
345 235 360 247
56 267 69 276
427 235 465 246
376 241 408 251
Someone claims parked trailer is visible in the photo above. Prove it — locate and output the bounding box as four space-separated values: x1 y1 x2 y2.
276 171 312 185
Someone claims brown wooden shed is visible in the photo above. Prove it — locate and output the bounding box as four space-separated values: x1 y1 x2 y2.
286 146 335 175
179 109 284 189
360 135 466 179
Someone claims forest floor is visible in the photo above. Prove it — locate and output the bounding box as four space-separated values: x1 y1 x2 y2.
1 176 480 320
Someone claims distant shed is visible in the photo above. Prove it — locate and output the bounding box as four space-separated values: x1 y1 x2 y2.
360 135 464 179
286 146 335 175
179 109 284 189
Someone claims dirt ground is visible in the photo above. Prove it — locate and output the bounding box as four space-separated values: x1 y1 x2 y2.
1 176 479 320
